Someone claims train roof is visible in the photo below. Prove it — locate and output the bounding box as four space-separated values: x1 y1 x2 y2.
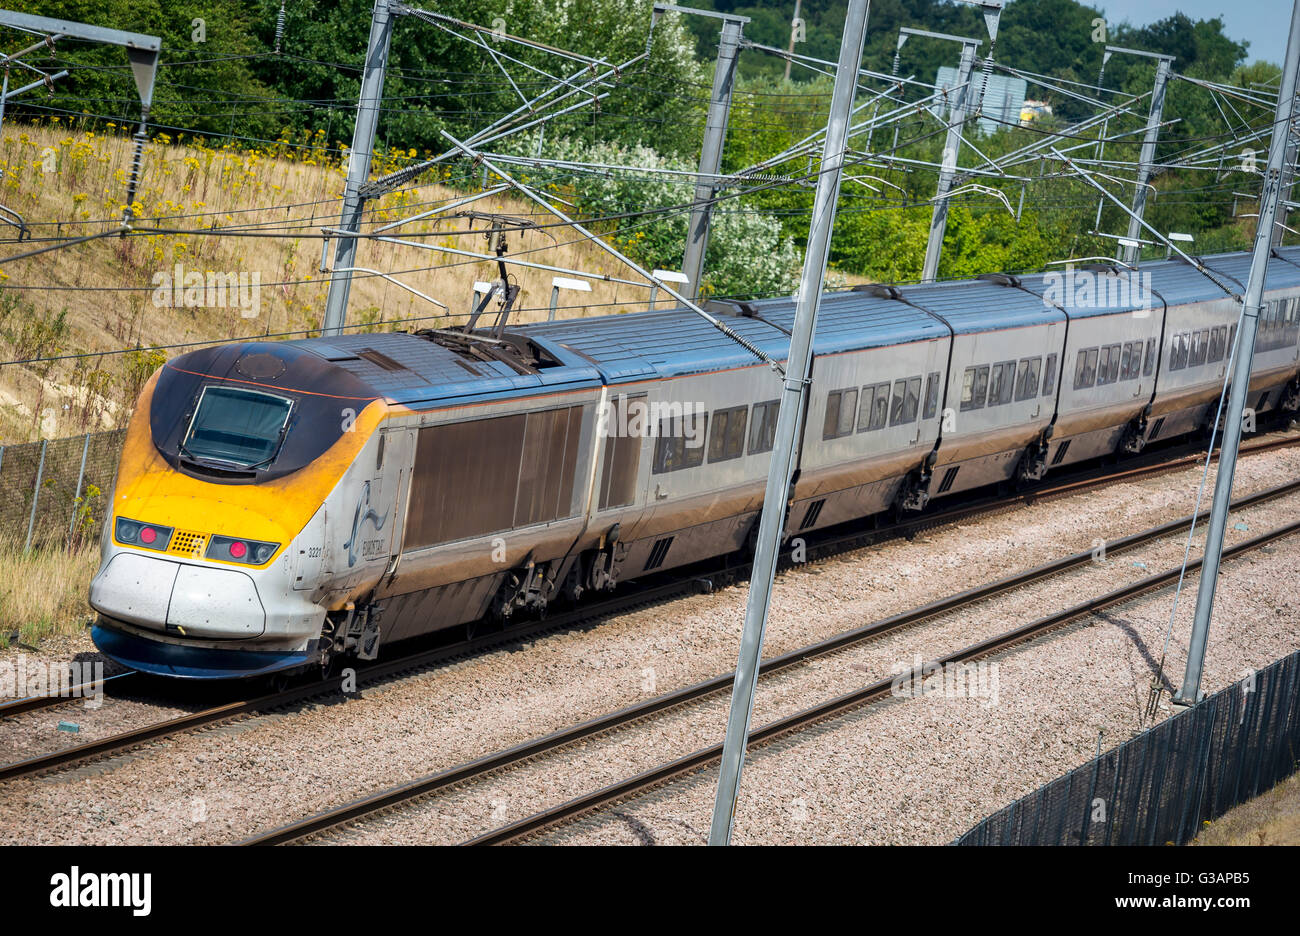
272 245 1300 409
287 331 603 408
738 288 949 351
513 308 789 382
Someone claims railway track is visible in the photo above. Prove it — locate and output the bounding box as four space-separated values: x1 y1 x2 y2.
237 474 1300 845
467 515 1300 846
3 430 1296 786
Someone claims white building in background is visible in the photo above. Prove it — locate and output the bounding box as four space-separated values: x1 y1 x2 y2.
932 67 1029 134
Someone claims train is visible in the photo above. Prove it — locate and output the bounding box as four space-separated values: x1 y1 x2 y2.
88 247 1300 678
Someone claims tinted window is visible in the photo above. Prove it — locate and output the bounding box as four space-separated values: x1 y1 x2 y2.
960 365 989 411
748 400 779 455
1042 354 1058 396
1143 338 1157 376
708 405 748 463
859 382 890 431
1189 329 1209 367
1014 357 1041 401
1208 326 1226 364
653 410 708 473
923 371 941 419
1169 333 1187 370
823 388 858 440
598 395 643 511
182 386 292 469
986 361 1010 406
1074 348 1097 389
891 376 922 425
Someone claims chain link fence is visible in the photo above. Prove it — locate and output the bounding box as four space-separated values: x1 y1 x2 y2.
0 430 126 550
954 649 1300 846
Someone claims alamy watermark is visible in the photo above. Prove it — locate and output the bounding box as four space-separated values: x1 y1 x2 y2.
890 654 1000 706
151 263 262 319
1042 264 1156 314
0 655 103 709
595 393 707 449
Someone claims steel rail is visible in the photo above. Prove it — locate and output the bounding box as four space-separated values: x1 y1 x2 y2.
467 514 1300 846
240 473 1300 846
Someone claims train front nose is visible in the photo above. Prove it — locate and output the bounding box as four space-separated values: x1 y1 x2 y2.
90 550 267 639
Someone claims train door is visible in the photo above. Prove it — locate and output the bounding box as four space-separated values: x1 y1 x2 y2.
1035 322 1060 420
378 427 414 578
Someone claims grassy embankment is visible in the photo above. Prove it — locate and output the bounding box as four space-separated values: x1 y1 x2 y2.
0 119 644 643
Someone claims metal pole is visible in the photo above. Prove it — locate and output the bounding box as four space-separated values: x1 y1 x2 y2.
1174 0 1300 705
1122 55 1173 265
784 0 801 83
920 41 977 283
1273 84 1299 246
708 0 871 846
68 432 89 540
681 15 745 299
25 438 46 553
321 0 395 336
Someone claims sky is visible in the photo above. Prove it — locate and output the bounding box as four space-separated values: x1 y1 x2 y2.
1096 0 1293 66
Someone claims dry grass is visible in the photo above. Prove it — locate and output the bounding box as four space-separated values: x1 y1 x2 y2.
1191 769 1300 845
0 119 648 444
0 533 99 647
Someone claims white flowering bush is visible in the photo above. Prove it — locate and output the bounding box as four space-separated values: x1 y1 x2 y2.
520 137 803 297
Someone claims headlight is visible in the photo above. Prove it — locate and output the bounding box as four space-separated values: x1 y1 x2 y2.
115 517 173 551
206 534 280 566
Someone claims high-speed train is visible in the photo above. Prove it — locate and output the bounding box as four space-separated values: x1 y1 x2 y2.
89 248 1300 678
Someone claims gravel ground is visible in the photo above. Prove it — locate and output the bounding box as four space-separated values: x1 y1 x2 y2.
538 546 1300 845
316 486 1300 844
2 439 1299 845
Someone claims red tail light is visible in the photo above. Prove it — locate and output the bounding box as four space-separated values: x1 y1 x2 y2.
228 540 247 559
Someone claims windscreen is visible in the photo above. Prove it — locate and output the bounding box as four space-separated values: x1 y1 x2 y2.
182 386 293 468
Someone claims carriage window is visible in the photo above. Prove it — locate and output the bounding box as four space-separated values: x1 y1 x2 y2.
1042 353 1058 396
1171 332 1190 370
748 400 780 455
653 409 708 473
1143 338 1157 376
1095 344 1121 385
708 405 748 463
1189 329 1210 367
890 376 922 425
406 405 584 547
1014 357 1042 401
960 365 990 411
1093 347 1111 386
986 361 1015 406
1207 327 1226 364
1228 324 1237 360
923 371 941 419
886 377 922 426
598 395 644 510
823 388 858 440
1073 348 1097 389
1119 343 1134 380
858 382 890 431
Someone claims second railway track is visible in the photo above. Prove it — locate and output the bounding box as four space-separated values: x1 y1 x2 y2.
237 472 1300 845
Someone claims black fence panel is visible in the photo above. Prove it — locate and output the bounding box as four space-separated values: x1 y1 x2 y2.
0 430 126 548
954 649 1300 846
